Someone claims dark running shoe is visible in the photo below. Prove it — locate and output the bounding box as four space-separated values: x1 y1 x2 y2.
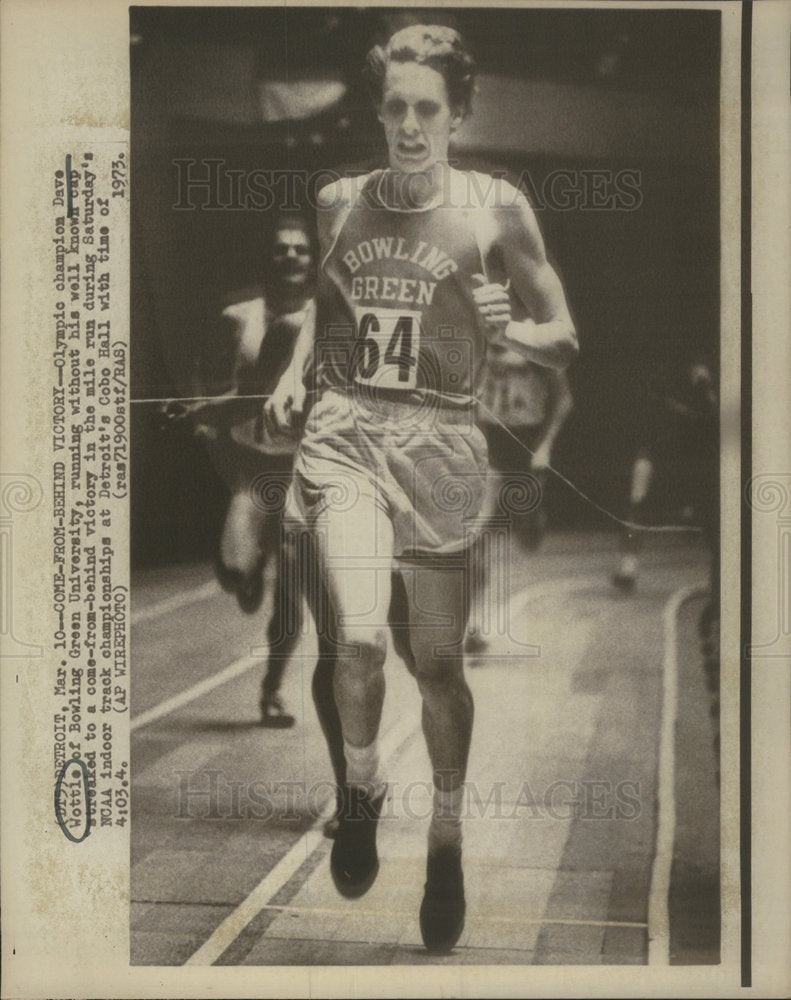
330 784 386 898
259 692 296 728
419 845 466 953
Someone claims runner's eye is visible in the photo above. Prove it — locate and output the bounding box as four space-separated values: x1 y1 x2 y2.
274 244 309 256
383 98 406 118
416 101 440 118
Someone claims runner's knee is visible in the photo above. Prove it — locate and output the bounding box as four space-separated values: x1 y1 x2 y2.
219 546 260 578
219 519 262 577
409 625 465 673
337 627 388 675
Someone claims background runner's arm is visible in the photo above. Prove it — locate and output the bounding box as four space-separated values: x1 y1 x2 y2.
159 313 240 429
188 312 242 427
263 299 317 431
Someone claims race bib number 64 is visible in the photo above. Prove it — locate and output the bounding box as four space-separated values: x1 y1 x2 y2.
352 306 421 390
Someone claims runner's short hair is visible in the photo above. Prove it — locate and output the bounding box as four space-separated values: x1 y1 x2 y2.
365 24 476 119
269 212 317 257
272 213 310 240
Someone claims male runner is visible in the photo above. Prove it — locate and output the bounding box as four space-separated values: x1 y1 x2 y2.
611 354 718 595
270 25 577 952
166 215 317 726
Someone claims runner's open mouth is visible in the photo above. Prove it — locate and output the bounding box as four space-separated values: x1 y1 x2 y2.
398 142 426 157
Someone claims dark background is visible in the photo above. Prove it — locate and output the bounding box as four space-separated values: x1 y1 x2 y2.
130 6 720 567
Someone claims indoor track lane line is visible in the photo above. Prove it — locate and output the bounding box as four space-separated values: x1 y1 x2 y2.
647 581 708 964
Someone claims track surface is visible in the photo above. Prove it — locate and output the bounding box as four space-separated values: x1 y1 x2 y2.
130 531 720 966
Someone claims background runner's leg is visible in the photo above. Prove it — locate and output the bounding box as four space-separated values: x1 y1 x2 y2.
260 524 300 727
220 488 265 578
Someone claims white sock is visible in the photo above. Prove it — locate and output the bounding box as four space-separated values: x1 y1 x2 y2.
428 784 464 853
344 739 385 797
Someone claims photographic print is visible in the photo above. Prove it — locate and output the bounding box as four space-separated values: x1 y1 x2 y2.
130 4 724 969
2 1 789 997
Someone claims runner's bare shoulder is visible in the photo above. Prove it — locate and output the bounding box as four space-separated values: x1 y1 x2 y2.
220 283 265 318
456 170 531 255
316 173 374 246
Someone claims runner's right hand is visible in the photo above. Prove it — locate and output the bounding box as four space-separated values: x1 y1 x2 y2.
263 377 305 436
471 273 512 338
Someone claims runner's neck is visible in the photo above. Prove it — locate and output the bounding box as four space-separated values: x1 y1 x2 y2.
375 163 452 213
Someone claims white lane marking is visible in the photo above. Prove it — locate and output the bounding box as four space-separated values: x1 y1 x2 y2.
182 574 605 966
131 579 220 627
130 655 262 732
647 581 707 965
238 902 648 929
184 706 422 966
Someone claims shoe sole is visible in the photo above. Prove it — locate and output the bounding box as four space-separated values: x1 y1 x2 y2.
329 787 385 898
258 714 296 728
330 856 380 899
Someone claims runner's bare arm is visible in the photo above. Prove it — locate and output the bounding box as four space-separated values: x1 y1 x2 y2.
159 313 241 428
316 177 359 258
473 189 577 371
263 299 317 432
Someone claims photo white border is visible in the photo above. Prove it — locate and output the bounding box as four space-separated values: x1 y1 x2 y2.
1 1 788 996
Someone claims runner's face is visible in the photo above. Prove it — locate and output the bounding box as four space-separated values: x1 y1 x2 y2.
378 61 461 174
272 229 312 287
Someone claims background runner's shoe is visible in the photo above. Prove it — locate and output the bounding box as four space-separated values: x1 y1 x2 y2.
330 784 386 898
259 692 296 728
419 845 466 953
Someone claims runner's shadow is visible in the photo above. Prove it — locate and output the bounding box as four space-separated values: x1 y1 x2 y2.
166 719 280 734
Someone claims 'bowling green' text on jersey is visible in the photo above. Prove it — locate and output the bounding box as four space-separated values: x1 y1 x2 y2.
318 169 503 408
